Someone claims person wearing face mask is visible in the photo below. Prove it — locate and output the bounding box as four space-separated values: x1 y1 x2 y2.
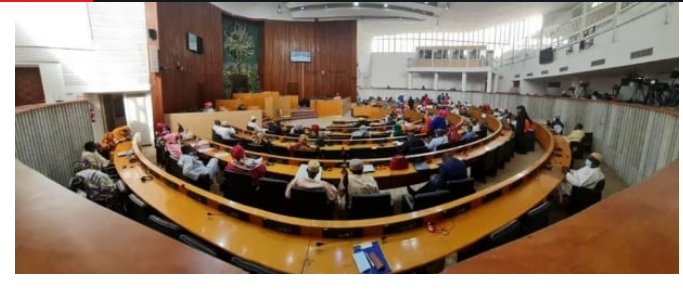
558 152 605 203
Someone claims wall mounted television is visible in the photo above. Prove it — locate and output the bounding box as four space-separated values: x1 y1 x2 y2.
291 51 311 62
188 33 203 54
539 47 553 64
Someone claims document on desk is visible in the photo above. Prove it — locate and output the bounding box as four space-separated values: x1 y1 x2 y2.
352 241 391 274
214 152 229 158
117 150 133 157
353 252 371 273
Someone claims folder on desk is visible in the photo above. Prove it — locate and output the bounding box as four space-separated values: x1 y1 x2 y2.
363 164 375 173
352 241 391 274
413 161 429 172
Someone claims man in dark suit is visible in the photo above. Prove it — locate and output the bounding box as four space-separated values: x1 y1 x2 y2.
398 132 425 155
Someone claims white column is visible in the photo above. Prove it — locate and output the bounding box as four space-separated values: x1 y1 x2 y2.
408 73 413 90
493 74 499 93
462 72 468 92
434 73 439 90
486 71 493 93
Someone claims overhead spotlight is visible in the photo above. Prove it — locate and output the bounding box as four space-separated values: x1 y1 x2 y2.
324 5 329 9
277 3 282 13
445 3 449 10
353 2 359 7
424 2 429 4
300 6 305 11
384 3 388 8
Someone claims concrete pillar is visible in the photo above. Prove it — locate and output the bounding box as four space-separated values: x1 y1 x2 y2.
408 73 413 90
486 71 493 93
462 72 468 92
434 73 439 90
493 74 499 93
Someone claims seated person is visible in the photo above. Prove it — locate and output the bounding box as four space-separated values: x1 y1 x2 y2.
155 123 171 144
472 118 482 132
178 145 220 183
203 102 215 113
247 116 267 132
425 129 448 151
428 110 448 133
407 154 467 196
309 124 321 138
448 125 462 143
333 92 342 100
391 121 404 137
69 168 117 203
290 124 305 136
354 117 370 128
284 160 342 208
214 121 237 140
398 132 425 155
558 152 605 203
267 120 283 135
98 132 117 159
164 133 182 160
252 131 269 146
225 144 267 184
550 116 564 134
81 141 110 170
350 125 370 139
565 123 585 142
112 125 131 143
421 113 433 134
461 125 477 141
289 134 313 151
237 103 247 111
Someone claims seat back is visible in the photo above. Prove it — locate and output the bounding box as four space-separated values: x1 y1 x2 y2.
231 257 277 274
436 142 456 151
349 193 393 219
256 178 290 214
446 178 476 199
223 170 256 205
292 149 319 159
569 179 604 214
289 187 332 219
372 146 397 159
179 234 218 257
582 132 593 152
347 148 374 159
187 174 211 191
408 146 429 156
412 190 451 211
155 145 166 165
127 194 150 224
521 201 551 234
165 157 183 179
483 150 497 177
489 220 522 248
147 214 182 239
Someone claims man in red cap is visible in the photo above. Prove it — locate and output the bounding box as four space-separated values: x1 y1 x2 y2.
225 144 267 184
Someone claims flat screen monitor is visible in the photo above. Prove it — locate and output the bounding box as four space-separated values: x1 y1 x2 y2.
291 51 311 62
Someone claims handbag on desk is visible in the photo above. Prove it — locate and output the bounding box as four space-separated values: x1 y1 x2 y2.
389 155 409 170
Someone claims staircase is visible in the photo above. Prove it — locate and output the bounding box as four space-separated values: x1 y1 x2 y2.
289 108 318 120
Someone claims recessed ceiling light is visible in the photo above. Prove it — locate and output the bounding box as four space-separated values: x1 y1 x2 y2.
300 7 305 11
425 2 429 4
353 2 359 6
384 3 388 8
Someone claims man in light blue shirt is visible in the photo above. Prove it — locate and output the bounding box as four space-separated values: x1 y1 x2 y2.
461 125 477 141
178 145 219 183
425 129 448 151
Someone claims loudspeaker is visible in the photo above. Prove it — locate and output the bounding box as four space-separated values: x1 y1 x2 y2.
148 29 157 40
671 70 679 79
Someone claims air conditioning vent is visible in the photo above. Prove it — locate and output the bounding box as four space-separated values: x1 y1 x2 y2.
526 73 533 77
559 66 569 72
514 74 520 78
541 70 549 75
630 48 653 59
591 59 606 67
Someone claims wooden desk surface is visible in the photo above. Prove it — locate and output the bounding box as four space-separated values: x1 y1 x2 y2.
15 160 246 274
444 159 679 274
301 136 569 273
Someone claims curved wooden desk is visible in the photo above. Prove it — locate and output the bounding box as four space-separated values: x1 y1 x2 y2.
116 115 568 273
444 159 679 274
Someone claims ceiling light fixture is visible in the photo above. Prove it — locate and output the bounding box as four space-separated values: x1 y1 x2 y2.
353 2 359 7
277 3 282 13
300 6 305 11
384 3 388 8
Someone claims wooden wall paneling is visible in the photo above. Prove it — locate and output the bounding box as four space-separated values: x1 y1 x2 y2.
145 2 164 124
157 2 223 114
262 21 356 101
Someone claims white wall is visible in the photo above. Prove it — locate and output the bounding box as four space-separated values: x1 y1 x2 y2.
15 2 150 100
124 93 155 145
499 3 679 94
